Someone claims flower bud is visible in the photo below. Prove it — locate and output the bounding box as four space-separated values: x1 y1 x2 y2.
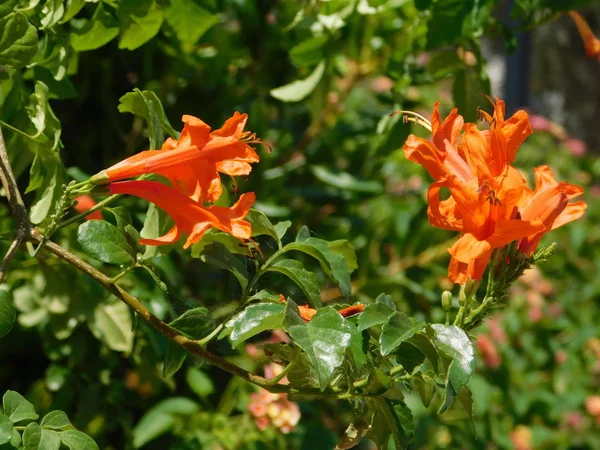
441 291 453 311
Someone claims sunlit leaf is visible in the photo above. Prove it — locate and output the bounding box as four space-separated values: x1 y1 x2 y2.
77 220 136 265
118 0 164 51
270 61 325 102
71 2 119 51
226 302 285 347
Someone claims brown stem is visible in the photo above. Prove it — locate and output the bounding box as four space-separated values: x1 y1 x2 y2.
0 236 24 284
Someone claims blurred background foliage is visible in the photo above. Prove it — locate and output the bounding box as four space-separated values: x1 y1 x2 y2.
0 0 599 448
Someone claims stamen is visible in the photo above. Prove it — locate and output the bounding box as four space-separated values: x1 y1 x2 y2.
390 110 432 132
240 132 273 153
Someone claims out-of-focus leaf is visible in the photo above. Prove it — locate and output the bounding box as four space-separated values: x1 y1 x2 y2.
426 0 473 49
71 2 119 51
77 220 136 265
380 312 422 356
265 259 321 307
119 89 177 141
118 0 164 51
165 0 219 44
0 12 38 69
367 398 414 449
312 165 383 193
186 367 214 398
290 35 328 67
0 289 16 338
270 61 325 102
431 324 475 413
283 301 352 391
225 302 285 347
452 62 491 123
132 398 198 448
89 302 134 353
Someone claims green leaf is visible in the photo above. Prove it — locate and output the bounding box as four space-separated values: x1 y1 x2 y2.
132 398 198 448
89 302 134 353
274 221 291 241
164 0 219 44
430 324 475 413
40 0 66 29
247 209 281 247
58 430 98 450
347 323 367 375
413 372 436 407
199 243 249 291
77 220 136 265
60 0 86 23
169 307 214 339
452 62 491 123
290 35 328 67
408 331 440 374
0 12 38 69
281 228 354 297
118 89 177 139
283 302 352 391
191 228 251 257
70 2 119 51
140 203 172 260
327 239 358 272
265 259 321 307
380 312 421 356
0 414 12 445
2 391 38 424
186 367 215 398
40 411 73 431
357 301 395 332
270 61 325 102
23 422 41 450
225 302 285 347
162 341 187 378
426 0 473 49
311 165 383 193
367 398 413 449
0 289 16 338
336 416 371 450
107 206 132 231
39 429 61 450
118 0 164 51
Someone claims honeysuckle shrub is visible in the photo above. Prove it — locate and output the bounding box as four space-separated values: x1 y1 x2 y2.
0 1 598 449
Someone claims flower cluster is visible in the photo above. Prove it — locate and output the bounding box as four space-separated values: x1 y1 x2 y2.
401 98 586 284
91 113 261 247
247 364 301 434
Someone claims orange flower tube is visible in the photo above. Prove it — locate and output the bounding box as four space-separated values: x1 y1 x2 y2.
569 11 600 60
73 195 103 221
107 180 254 248
95 112 260 202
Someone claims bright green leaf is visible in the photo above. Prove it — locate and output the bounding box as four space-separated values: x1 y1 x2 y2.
225 302 285 347
312 165 383 193
3 391 38 424
39 429 61 450
266 259 321 307
40 0 66 29
89 302 134 353
0 12 38 69
23 422 42 450
270 61 325 102
118 0 164 51
164 0 219 44
40 411 73 431
247 209 281 247
77 220 136 265
357 302 395 332
71 2 119 51
290 35 328 67
58 430 98 450
380 312 421 356
0 289 16 338
186 367 215 398
119 89 177 138
0 414 12 445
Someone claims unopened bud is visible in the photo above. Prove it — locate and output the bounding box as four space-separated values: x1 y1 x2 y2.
89 170 110 185
441 291 453 311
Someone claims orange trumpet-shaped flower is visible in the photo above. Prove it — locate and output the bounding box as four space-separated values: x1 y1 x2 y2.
569 11 600 60
518 165 587 255
95 112 260 202
107 180 255 248
73 195 103 220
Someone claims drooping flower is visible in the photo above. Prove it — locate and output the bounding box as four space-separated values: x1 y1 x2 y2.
94 112 260 202
107 180 254 248
73 195 103 221
568 11 600 60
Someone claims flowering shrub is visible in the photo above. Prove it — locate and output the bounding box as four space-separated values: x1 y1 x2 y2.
0 1 598 449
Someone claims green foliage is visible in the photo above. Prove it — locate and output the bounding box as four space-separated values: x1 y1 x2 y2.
0 289 16 338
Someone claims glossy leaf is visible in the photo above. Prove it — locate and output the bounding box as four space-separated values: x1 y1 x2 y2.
265 259 321 307
357 301 395 332
225 302 285 347
118 0 164 51
77 220 136 265
0 289 16 338
380 312 421 356
0 12 38 69
270 61 325 102
71 2 119 51
283 301 352 391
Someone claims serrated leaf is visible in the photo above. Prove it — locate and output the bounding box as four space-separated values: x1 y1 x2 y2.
270 61 325 102
199 242 249 291
431 324 475 413
225 302 285 347
164 0 218 44
89 302 134 353
266 259 321 307
0 12 38 69
23 422 42 450
118 0 164 50
40 411 73 431
71 2 119 51
118 89 177 139
283 301 351 391
3 391 38 424
312 165 383 193
77 220 136 265
0 414 12 445
58 430 98 450
0 289 16 338
380 312 421 356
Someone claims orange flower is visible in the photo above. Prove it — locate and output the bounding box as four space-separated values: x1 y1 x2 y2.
73 195 103 220
518 165 587 255
95 112 260 202
278 295 365 322
107 180 254 248
403 100 545 283
568 11 600 60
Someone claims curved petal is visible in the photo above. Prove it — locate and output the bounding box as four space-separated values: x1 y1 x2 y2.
462 123 495 180
486 217 545 250
212 112 248 138
426 181 463 231
216 161 253 176
448 233 492 263
551 200 587 230
140 225 181 246
403 135 445 181
502 110 532 164
179 115 211 148
184 222 212 249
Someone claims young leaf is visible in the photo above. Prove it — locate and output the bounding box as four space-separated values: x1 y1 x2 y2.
40 411 73 431
77 220 136 265
164 0 219 44
283 301 352 391
2 391 38 424
118 89 178 140
0 289 16 338
247 209 282 247
430 324 475 413
23 422 42 450
270 61 325 102
380 312 422 356
58 430 99 450
0 12 38 69
225 302 285 347
0 414 13 445
118 0 164 51
357 302 395 332
71 2 119 51
40 429 61 450
265 259 321 307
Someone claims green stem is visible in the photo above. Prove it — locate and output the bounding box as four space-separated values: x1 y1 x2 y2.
265 360 296 386
197 323 224 346
58 194 121 229
0 121 36 141
110 264 136 284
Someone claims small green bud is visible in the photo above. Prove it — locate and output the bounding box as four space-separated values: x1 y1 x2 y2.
441 291 453 311
90 170 110 185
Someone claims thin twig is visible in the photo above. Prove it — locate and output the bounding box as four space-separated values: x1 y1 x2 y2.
0 236 24 284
